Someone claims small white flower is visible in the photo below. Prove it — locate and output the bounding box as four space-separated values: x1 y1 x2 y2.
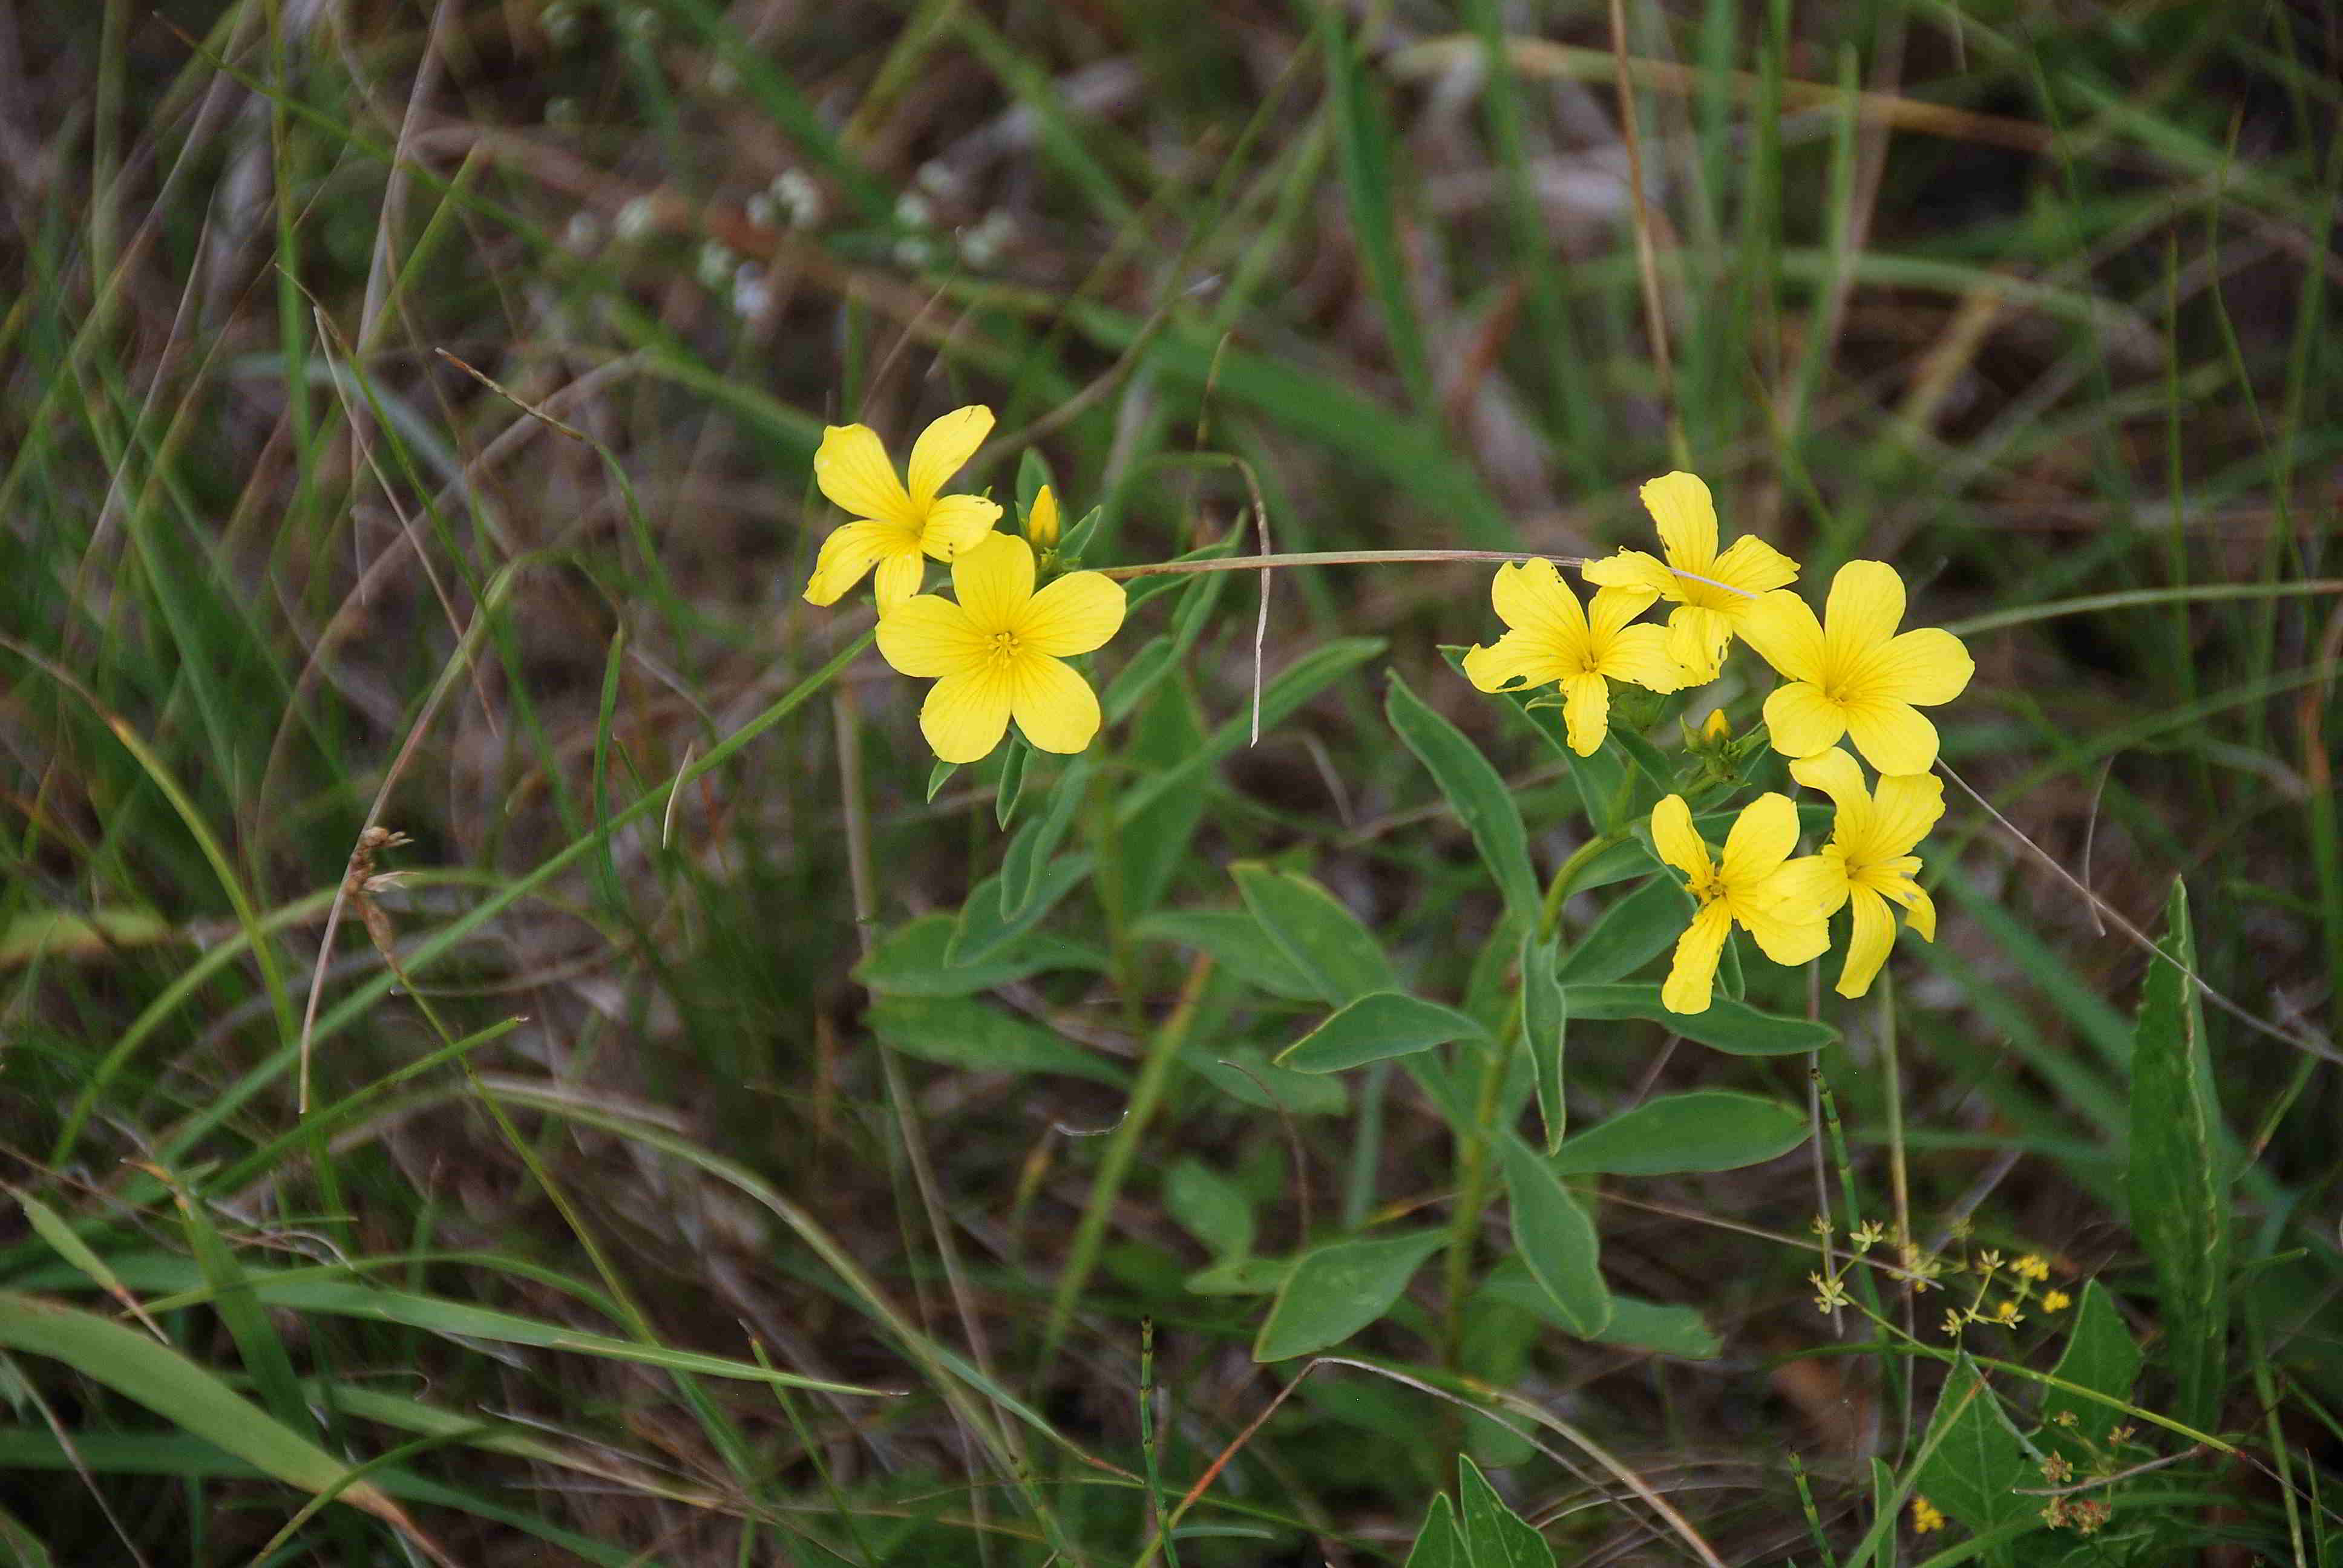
916 160 963 199
730 262 772 318
892 234 936 270
773 169 824 229
894 192 933 229
745 191 778 227
614 196 658 243
696 240 736 290
563 211 605 251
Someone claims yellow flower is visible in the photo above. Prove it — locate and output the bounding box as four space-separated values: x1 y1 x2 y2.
1026 484 1060 549
1912 1496 1947 1534
804 406 1003 612
2042 1289 2072 1312
1737 561 1974 774
1649 793 1839 1014
1461 560 1683 756
874 533 1125 763
1788 746 1943 999
1581 472 1798 682
2013 1254 2051 1282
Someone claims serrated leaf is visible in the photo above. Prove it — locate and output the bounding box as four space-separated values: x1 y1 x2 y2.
1555 876 1694 986
1253 1230 1443 1361
1498 1133 1611 1336
869 996 1130 1086
1232 863 1397 1006
1386 668 1539 924
2040 1281 2143 1459
1165 1159 1254 1259
2125 879 2229 1434
1278 991 1485 1072
1458 1453 1558 1568
1913 1354 2033 1534
1134 909 1320 1001
1560 984 1836 1054
1547 1091 1807 1177
1520 930 1568 1151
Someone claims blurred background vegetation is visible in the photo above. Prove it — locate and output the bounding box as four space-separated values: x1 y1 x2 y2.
0 0 2338 1562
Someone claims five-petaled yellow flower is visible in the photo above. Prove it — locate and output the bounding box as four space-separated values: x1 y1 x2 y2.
1461 560 1683 756
1737 561 1974 774
1650 793 1838 1014
1789 746 1943 999
1582 472 1799 683
875 532 1125 763
804 405 1003 612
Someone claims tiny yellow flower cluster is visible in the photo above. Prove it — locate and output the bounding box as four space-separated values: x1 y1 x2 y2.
1459 473 1974 1011
799 407 1125 764
1932 1239 2074 1337
1910 1495 1947 1535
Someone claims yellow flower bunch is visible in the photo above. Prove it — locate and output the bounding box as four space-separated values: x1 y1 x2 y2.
801 408 1127 765
1463 471 1976 1011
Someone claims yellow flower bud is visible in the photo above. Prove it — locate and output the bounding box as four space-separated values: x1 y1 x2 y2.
1026 485 1060 549
1702 709 1731 742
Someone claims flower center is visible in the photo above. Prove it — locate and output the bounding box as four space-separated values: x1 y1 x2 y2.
986 629 1021 665
1686 870 1726 905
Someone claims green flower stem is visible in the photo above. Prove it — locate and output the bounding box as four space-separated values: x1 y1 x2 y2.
1098 549 1591 579
1538 829 1629 942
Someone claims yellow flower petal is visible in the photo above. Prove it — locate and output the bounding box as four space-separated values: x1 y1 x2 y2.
1561 672 1610 756
1580 549 1677 599
804 519 917 606
920 664 1015 763
1009 653 1102 754
918 494 1004 561
1842 699 1939 775
1767 851 1851 920
1719 792 1800 884
904 405 992 506
872 550 926 612
1867 771 1945 859
1858 626 1974 707
1026 485 1060 547
1650 794 1712 882
1763 682 1848 759
1598 622 1686 694
1583 583 1655 639
813 424 914 526
1835 885 1898 998
1490 558 1590 652
1736 589 1827 685
1017 570 1126 657
1737 893 1832 967
874 595 984 678
1789 746 1868 811
951 532 1035 633
1640 471 1718 572
1461 630 1575 694
1901 886 1938 942
1662 900 1732 1014
1663 605 1731 683
1709 534 1800 598
1823 561 1907 673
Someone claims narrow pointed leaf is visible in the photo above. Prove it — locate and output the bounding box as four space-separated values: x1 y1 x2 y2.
1279 991 1485 1072
1547 1091 1806 1177
1499 1133 1610 1336
1386 668 1539 924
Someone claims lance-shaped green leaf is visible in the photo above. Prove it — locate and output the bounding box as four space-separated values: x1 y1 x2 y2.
1548 1091 1807 1177
1386 668 1539 924
1135 909 1320 1001
1253 1230 1443 1362
870 996 1130 1087
1279 991 1486 1073
2126 879 2230 1435
1521 930 1568 1151
1498 1132 1611 1336
1233 862 1397 1005
1555 876 1694 986
1458 1452 1559 1567
1561 984 1836 1054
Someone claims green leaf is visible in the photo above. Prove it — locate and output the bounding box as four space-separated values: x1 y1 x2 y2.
854 913 1101 998
2040 1281 2143 1462
1165 1159 1255 1259
1561 984 1837 1054
1458 1453 1559 1568
1252 1230 1444 1361
0 1501 54 1568
1278 991 1485 1073
0 1291 408 1529
1547 1091 1807 1177
1118 681 1209 912
1520 930 1568 1151
1314 4 1435 417
1184 1255 1291 1297
1498 1133 1611 1336
1187 1044 1348 1116
948 854 1092 964
1000 755 1093 913
1015 448 1054 515
1479 1263 1719 1358
994 735 1032 829
2125 879 2230 1434
1401 1492 1467 1568
1555 876 1694 986
1117 638 1387 824
925 760 959 804
1133 909 1321 1001
869 996 1130 1087
1231 862 1398 1006
1385 668 1539 924
1912 1354 2033 1534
